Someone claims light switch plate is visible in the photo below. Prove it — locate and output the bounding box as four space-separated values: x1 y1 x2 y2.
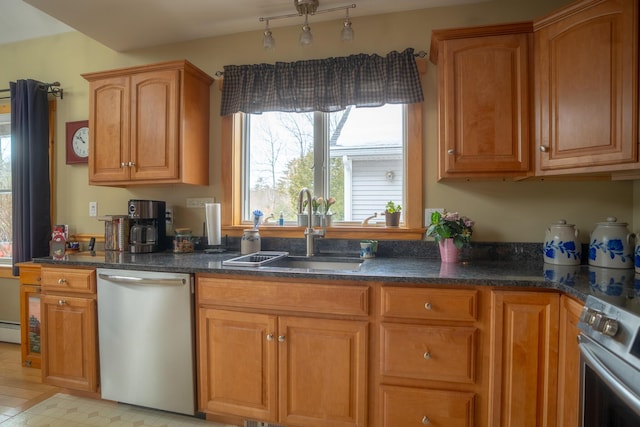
89 201 97 217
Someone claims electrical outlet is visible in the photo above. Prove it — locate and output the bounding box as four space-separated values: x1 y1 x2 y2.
89 201 98 217
424 208 444 227
186 197 215 208
165 207 174 224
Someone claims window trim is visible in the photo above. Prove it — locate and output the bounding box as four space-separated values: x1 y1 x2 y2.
221 100 424 240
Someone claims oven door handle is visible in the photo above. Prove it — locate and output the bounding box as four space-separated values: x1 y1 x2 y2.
579 338 640 416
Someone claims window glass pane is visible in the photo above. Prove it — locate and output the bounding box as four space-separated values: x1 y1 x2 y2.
329 105 403 223
0 114 11 260
246 112 314 222
243 105 404 226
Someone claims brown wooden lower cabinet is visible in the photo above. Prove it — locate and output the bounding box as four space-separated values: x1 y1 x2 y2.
40 266 98 393
18 262 42 368
41 294 98 391
557 295 582 427
197 276 369 427
489 290 560 427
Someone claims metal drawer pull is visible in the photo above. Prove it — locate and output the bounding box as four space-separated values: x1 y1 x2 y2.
266 334 274 342
424 302 432 310
278 335 286 343
422 415 431 424
57 278 67 285
539 145 549 152
447 149 455 155
58 300 67 306
423 351 432 360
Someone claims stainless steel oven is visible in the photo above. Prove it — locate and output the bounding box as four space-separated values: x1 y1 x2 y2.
578 295 640 426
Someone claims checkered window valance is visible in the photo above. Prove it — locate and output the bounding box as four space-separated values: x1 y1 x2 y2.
220 48 424 116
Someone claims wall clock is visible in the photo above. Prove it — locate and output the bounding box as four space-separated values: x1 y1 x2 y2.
65 120 89 164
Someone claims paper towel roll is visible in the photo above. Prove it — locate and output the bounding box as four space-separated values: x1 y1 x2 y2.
205 203 221 246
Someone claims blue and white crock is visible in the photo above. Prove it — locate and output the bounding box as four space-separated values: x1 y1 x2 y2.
543 220 581 265
589 217 634 269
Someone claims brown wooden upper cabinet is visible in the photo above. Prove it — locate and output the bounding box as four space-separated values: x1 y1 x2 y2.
82 60 213 186
430 22 534 180
534 0 638 176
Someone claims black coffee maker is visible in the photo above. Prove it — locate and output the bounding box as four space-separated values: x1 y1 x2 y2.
128 200 166 253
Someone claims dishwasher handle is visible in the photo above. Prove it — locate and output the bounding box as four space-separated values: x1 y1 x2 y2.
98 273 186 286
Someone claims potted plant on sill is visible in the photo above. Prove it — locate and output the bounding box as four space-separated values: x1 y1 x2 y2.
384 201 402 227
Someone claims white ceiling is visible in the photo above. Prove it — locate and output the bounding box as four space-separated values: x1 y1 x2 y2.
2 0 485 52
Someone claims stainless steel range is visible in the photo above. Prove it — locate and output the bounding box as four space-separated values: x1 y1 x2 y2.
578 294 640 426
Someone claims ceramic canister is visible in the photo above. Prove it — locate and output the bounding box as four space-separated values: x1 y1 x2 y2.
589 217 634 268
240 229 261 255
543 219 581 265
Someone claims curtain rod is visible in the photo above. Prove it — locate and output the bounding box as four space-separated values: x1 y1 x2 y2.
212 49 428 78
0 81 64 100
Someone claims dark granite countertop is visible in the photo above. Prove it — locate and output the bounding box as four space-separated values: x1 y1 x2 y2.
31 250 640 307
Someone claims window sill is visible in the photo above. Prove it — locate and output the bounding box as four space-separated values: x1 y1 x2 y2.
0 265 16 279
222 225 426 241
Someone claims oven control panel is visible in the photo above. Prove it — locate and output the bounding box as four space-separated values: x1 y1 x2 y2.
579 295 640 368
580 306 620 337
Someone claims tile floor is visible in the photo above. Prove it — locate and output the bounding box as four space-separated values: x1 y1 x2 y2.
0 393 235 427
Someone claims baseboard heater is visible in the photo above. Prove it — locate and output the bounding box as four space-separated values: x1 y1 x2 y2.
0 321 20 344
244 421 284 427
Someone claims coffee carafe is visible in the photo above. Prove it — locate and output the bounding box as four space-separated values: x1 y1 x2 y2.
128 200 166 253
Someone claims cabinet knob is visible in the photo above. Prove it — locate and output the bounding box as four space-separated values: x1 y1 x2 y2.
57 299 67 306
447 149 455 155
422 415 431 424
57 278 67 285
539 145 549 153
128 161 136 167
278 335 286 343
423 351 432 360
266 334 274 342
424 302 432 310
121 162 127 168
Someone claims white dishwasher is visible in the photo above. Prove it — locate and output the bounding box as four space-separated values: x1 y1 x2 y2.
97 268 196 415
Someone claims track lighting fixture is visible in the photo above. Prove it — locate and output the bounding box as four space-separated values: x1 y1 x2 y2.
259 1 356 49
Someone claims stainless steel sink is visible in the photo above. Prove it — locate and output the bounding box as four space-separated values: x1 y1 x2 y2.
264 256 363 272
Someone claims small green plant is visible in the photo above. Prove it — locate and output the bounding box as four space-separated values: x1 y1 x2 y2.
385 201 402 214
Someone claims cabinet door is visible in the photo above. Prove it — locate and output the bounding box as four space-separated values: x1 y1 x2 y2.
279 316 368 427
89 75 131 183
438 32 532 179
557 295 582 427
489 291 559 427
130 69 180 181
535 0 638 173
41 295 97 392
198 308 277 422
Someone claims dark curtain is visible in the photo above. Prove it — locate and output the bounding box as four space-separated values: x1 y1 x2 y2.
10 79 51 275
221 48 424 116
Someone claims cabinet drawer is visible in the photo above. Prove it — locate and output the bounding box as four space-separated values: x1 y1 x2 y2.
19 264 41 285
380 323 477 383
198 277 369 316
379 385 475 427
41 267 96 295
380 286 477 321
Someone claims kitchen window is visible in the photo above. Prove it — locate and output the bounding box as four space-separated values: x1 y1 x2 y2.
0 113 11 264
242 104 405 225
219 49 426 239
221 102 424 239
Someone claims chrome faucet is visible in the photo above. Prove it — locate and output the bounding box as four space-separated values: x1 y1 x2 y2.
298 188 325 257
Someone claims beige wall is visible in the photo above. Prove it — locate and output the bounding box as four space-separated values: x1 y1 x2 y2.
0 0 636 245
